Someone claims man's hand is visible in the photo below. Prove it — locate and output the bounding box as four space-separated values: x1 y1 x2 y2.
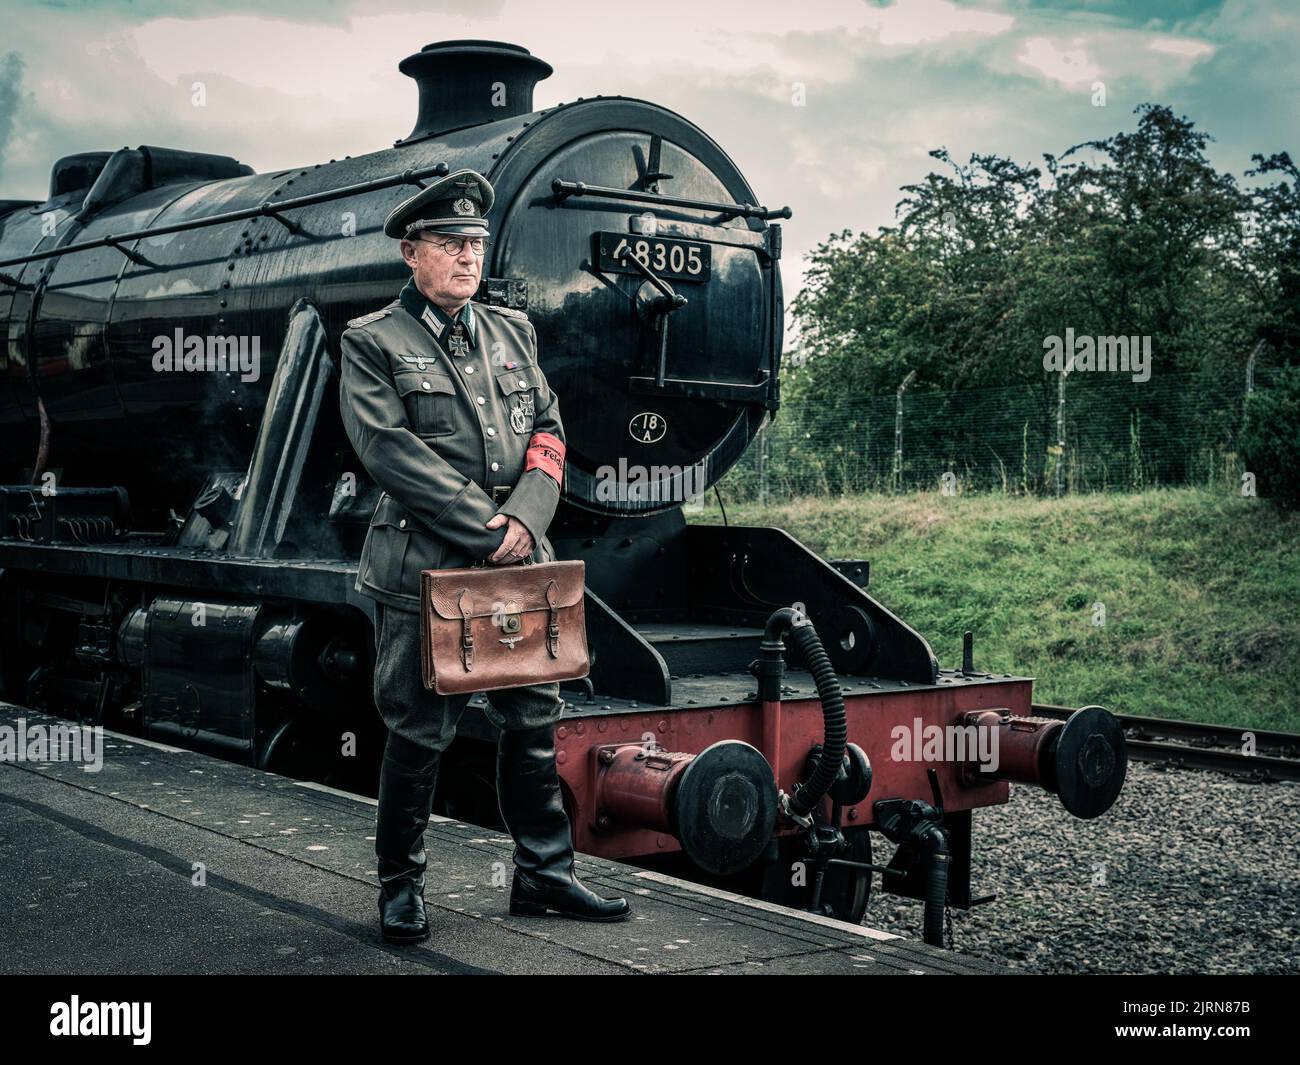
485 513 535 564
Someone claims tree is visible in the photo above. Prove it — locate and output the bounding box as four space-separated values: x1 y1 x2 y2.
783 104 1286 492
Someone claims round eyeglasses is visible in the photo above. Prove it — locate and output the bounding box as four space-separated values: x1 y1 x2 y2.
414 235 488 256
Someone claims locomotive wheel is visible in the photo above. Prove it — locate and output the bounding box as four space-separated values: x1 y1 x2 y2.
258 719 341 783
259 719 306 775
755 831 874 924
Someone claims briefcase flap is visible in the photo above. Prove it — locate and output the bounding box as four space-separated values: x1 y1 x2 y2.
422 559 585 621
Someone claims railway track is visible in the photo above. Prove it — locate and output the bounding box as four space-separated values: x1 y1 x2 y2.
1031 703 1300 783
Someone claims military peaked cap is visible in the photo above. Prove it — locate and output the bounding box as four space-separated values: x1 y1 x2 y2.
384 167 494 239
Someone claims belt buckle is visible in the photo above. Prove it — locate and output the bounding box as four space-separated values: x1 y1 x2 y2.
491 485 512 504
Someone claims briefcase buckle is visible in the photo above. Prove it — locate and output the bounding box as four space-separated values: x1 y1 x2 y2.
501 605 523 635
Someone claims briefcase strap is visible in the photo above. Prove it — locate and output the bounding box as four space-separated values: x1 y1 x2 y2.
458 589 474 672
447 573 570 672
546 579 560 659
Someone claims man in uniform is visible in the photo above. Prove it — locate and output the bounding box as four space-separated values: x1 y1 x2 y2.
338 167 630 943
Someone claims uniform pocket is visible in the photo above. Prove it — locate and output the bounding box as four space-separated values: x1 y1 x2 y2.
494 364 543 397
495 366 540 434
394 369 457 437
364 495 412 594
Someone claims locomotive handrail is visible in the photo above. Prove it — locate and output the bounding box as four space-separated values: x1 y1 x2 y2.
626 373 770 404
0 162 452 275
551 178 791 221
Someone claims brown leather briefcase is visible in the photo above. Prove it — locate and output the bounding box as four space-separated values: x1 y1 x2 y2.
419 558 590 695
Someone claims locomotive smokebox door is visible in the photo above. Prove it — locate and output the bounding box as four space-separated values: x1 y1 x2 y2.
493 118 786 516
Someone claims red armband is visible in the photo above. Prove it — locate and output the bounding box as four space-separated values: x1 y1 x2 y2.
525 431 565 488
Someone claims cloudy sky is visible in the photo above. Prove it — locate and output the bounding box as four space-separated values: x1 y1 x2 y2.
1 0 1295 317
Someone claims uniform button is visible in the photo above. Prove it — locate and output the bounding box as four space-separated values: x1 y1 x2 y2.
487 427 496 437
399 519 407 529
477 396 486 405
491 461 500 472
517 378 527 387
465 365 475 373
421 380 432 391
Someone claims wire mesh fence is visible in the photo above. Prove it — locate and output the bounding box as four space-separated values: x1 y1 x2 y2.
719 367 1281 502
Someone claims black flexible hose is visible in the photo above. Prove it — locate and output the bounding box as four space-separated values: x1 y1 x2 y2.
765 610 847 819
917 823 950 947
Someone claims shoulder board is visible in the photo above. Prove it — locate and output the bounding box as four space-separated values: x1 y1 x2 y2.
475 302 529 321
347 309 392 329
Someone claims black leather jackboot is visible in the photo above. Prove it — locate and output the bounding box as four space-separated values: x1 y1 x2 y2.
375 733 439 943
496 723 631 921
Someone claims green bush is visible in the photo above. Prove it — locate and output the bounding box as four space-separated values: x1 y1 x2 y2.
1240 365 1300 509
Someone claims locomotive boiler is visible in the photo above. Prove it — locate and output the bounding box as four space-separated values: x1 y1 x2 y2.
0 39 1127 943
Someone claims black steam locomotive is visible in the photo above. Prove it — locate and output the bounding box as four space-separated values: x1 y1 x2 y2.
0 40 1125 941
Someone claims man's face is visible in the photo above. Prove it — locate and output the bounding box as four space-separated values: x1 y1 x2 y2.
400 230 484 310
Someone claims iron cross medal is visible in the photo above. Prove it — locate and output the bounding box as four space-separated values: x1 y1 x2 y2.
447 325 469 357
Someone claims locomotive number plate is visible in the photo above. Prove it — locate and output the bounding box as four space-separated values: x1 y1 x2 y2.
596 233 711 282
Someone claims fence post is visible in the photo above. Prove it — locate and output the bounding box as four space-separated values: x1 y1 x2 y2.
892 369 916 494
1246 338 1263 397
1055 364 1070 496
1236 339 1267 479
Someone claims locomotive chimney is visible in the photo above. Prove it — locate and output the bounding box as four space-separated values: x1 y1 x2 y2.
397 39 553 143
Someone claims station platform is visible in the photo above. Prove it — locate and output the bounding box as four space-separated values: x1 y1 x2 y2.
0 706 1005 976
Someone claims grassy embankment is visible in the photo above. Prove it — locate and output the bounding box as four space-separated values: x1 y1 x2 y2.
688 488 1299 731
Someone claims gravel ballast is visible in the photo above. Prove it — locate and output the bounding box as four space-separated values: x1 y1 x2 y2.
865 763 1300 974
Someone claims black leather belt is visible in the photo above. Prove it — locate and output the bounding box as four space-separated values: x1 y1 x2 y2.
491 485 512 504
